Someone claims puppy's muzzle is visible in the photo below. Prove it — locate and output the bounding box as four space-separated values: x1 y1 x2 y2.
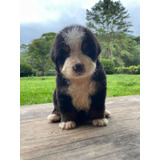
72 63 85 75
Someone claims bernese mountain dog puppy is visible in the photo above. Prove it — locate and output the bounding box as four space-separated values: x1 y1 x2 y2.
48 25 111 129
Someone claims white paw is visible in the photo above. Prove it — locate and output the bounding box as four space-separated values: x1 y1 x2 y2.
92 118 109 127
104 109 112 118
59 121 76 130
47 114 60 122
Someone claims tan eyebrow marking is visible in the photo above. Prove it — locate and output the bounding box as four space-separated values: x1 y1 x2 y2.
62 45 70 53
82 42 88 50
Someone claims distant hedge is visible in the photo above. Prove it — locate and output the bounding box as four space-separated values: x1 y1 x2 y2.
100 59 115 74
44 69 56 76
20 63 33 77
115 65 140 74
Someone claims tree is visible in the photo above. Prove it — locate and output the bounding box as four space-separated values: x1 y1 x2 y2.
86 0 132 34
27 32 56 74
20 44 29 54
86 0 133 62
134 36 140 45
20 44 35 67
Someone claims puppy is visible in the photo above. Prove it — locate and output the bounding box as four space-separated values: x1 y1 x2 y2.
48 25 111 129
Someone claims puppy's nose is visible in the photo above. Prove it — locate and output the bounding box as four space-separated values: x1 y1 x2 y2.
72 63 84 74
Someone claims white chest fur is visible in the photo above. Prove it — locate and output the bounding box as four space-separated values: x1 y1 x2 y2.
68 78 96 112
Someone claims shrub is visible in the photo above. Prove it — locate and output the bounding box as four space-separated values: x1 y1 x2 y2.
100 59 115 74
129 66 139 74
114 67 122 74
20 63 33 77
114 67 129 74
44 70 56 76
122 67 129 74
114 65 140 74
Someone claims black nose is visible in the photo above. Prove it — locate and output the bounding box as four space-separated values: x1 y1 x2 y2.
72 63 84 74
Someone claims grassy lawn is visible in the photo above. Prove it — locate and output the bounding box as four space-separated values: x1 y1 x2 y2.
20 74 140 106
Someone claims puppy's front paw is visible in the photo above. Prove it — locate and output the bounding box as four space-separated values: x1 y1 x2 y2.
47 114 60 122
92 118 109 127
59 121 76 130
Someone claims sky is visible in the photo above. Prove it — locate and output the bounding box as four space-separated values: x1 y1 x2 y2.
20 0 140 44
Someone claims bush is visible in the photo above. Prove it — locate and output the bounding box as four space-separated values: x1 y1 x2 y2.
100 59 115 74
114 67 129 74
20 63 33 77
44 70 56 76
122 67 129 74
114 67 122 74
128 66 139 74
114 65 140 74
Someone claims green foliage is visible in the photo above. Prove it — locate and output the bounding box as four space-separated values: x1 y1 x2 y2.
20 32 56 75
20 63 33 77
86 0 132 34
128 65 140 74
100 59 115 74
86 0 139 68
20 44 29 54
112 56 124 67
98 34 140 67
114 67 129 74
114 65 140 74
134 36 140 45
41 32 56 41
44 69 56 76
28 38 51 72
121 50 134 66
32 69 37 76
120 35 140 67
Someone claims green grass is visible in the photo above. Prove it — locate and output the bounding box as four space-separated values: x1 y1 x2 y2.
20 74 140 106
20 76 56 106
107 74 140 97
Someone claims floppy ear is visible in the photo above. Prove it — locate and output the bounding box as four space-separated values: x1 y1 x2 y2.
50 34 59 62
97 41 101 56
50 42 56 62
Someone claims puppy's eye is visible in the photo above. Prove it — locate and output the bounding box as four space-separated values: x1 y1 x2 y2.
62 45 70 53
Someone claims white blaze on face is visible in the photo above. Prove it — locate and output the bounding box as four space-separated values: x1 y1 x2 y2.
61 26 96 80
62 26 84 49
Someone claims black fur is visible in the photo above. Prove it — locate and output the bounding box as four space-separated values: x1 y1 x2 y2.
50 25 107 125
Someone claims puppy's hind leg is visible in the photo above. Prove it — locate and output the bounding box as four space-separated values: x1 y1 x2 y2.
92 110 111 126
89 107 109 127
104 109 111 118
47 112 61 123
48 89 61 123
47 106 61 122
